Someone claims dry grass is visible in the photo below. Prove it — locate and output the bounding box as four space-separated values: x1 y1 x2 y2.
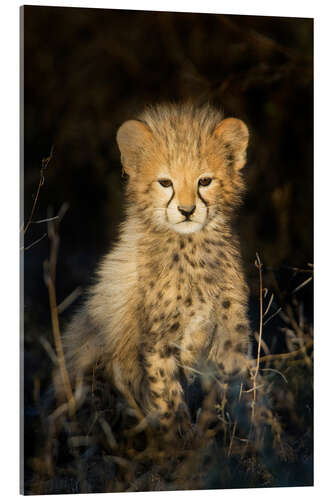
25 212 313 494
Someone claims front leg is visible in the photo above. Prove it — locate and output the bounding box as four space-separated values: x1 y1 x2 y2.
142 342 191 441
179 315 217 383
208 275 251 378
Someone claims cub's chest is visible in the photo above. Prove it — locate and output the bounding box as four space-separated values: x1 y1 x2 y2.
138 243 222 337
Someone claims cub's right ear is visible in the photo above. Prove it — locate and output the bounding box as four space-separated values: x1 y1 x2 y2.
116 120 152 175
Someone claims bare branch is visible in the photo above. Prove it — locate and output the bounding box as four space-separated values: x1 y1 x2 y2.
22 232 47 251
44 204 75 417
22 146 54 235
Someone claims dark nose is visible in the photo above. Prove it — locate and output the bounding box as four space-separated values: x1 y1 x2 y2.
178 205 196 218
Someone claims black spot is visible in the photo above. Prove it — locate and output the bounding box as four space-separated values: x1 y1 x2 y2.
204 276 214 284
170 322 180 332
171 388 179 397
157 291 163 300
146 345 156 353
148 376 158 383
236 342 245 353
185 297 192 307
180 239 185 250
224 339 232 350
188 236 193 243
163 412 171 419
164 299 171 307
187 344 193 351
190 311 195 317
159 368 165 377
177 295 182 300
173 253 179 262
222 314 228 320
179 266 184 274
149 281 154 288
222 299 231 309
151 391 160 399
160 313 165 321
236 324 247 333
160 345 174 358
184 253 195 267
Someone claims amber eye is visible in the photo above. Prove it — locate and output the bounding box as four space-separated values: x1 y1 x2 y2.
199 177 212 187
158 179 173 188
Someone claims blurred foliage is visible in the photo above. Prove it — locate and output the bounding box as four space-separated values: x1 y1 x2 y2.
22 5 313 494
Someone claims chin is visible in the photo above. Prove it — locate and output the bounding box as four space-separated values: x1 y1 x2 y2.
171 221 204 235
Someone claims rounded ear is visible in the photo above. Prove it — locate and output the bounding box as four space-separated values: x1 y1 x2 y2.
116 120 152 175
213 118 249 170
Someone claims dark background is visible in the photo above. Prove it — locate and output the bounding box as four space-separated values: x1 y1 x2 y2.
23 5 313 486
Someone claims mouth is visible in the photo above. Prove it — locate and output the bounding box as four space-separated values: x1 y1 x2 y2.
173 219 204 234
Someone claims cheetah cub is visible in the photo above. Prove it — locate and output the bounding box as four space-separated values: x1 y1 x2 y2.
62 103 251 436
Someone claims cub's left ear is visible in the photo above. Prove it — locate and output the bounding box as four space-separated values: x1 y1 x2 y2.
213 118 249 170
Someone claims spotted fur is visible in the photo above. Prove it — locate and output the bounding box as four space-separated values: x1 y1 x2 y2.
62 103 251 438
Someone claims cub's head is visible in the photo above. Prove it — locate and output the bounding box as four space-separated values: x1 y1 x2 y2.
116 104 249 235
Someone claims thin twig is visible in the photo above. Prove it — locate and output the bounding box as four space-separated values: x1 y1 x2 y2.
39 336 58 365
57 286 82 314
44 204 75 417
254 331 270 356
252 252 264 422
291 276 313 295
258 340 313 363
260 367 288 384
22 146 54 235
263 292 274 317
30 216 60 225
21 232 47 251
285 304 312 368
263 307 282 326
